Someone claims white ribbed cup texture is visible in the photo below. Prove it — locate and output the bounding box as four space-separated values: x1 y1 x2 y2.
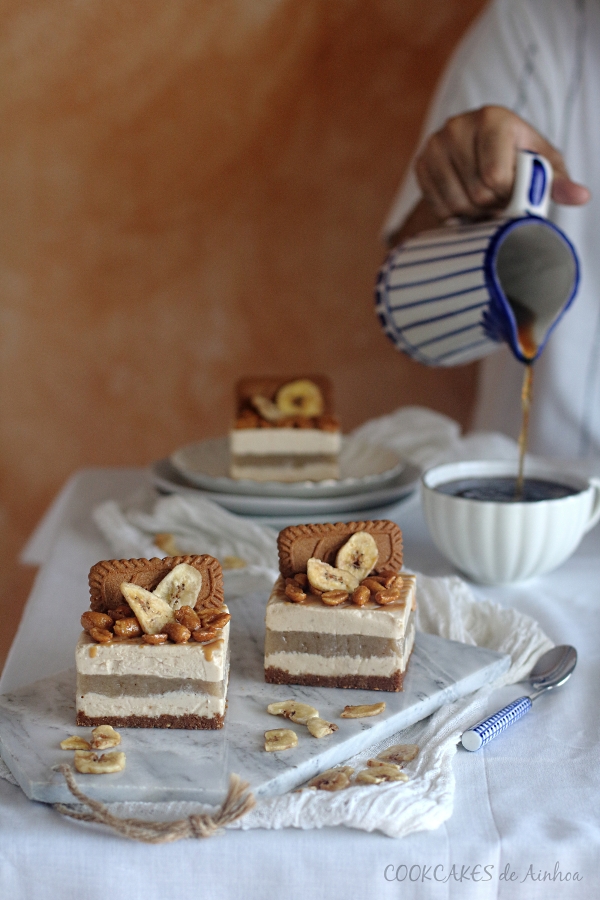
421 460 600 585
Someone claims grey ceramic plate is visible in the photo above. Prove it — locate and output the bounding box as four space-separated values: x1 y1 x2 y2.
169 436 404 498
151 457 420 519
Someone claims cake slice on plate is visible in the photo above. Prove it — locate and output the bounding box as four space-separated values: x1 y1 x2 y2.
76 555 230 729
264 520 415 691
229 375 341 482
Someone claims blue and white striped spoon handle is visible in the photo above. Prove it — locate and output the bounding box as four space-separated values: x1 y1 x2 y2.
461 696 533 751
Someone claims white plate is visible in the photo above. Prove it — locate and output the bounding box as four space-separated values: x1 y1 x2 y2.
151 457 421 520
169 436 403 498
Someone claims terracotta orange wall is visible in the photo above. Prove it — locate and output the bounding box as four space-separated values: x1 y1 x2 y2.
0 0 487 667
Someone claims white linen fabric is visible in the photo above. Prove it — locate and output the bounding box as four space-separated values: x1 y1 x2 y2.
62 409 551 839
2 459 599 898
383 0 600 464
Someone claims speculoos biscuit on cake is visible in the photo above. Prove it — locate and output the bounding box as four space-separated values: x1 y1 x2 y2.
78 556 230 729
265 520 414 692
277 520 403 579
89 555 224 612
234 374 336 416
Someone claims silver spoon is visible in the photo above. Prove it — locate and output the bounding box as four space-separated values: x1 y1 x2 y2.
461 644 577 751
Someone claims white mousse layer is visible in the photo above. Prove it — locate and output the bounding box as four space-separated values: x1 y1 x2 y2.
230 428 341 456
75 619 229 683
76 691 226 719
265 576 415 638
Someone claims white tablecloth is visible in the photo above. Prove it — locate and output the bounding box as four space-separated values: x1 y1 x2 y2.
1 468 599 899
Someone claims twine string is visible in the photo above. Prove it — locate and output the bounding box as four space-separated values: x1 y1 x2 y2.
53 764 255 843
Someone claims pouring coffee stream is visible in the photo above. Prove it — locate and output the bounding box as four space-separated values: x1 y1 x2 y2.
512 300 538 499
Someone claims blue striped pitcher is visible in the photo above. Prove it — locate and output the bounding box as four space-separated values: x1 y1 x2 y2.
375 152 580 366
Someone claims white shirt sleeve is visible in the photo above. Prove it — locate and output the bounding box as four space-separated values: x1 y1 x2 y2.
382 0 581 241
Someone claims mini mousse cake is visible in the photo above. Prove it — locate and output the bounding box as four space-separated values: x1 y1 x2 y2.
264 521 415 691
229 375 341 482
76 555 230 729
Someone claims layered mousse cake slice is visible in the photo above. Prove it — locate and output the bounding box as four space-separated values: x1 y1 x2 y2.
229 375 341 482
76 555 230 729
264 521 415 691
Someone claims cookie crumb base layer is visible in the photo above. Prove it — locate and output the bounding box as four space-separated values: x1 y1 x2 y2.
264 666 406 692
76 711 224 730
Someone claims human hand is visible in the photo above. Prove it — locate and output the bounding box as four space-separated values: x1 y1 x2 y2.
415 106 590 221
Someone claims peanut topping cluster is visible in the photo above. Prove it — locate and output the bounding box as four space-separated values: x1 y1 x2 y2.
283 570 404 608
235 407 339 431
81 605 230 646
280 530 405 608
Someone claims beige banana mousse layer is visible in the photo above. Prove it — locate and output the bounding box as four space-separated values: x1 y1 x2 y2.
229 375 341 482
265 521 415 691
76 556 230 729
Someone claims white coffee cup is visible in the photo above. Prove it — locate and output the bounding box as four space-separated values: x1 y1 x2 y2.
421 460 600 584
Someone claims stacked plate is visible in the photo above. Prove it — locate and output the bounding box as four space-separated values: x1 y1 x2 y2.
151 436 420 528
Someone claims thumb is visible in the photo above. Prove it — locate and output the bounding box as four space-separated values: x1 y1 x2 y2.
515 125 590 207
551 176 590 206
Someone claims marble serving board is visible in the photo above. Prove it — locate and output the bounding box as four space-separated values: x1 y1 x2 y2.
0 592 510 806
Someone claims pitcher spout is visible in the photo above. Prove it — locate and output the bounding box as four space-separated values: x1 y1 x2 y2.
483 216 580 364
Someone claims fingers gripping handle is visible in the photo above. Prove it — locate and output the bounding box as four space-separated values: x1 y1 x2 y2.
461 696 533 752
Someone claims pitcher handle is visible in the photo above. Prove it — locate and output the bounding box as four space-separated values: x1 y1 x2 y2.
504 150 553 219
583 477 600 534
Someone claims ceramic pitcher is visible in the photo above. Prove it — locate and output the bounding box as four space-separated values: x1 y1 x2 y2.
375 151 580 366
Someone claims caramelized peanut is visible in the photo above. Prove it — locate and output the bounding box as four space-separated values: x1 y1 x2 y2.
285 582 307 603
374 588 403 605
384 574 403 591
163 622 191 644
143 633 168 645
191 627 219 643
113 617 142 639
107 605 133 622
368 575 387 585
360 578 385 594
377 569 398 582
175 605 201 632
293 573 309 587
235 408 260 426
88 627 113 643
205 612 230 629
352 585 371 607
198 606 228 624
321 590 349 606
81 611 113 633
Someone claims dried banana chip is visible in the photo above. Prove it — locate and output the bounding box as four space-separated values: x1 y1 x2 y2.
340 702 386 719
307 558 359 593
90 725 121 750
267 700 319 725
307 767 351 791
335 532 379 582
306 716 338 738
74 750 126 774
377 743 419 764
264 729 298 752
60 736 91 751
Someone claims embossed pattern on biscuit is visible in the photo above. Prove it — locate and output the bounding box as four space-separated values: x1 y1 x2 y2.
277 520 403 579
89 555 224 613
